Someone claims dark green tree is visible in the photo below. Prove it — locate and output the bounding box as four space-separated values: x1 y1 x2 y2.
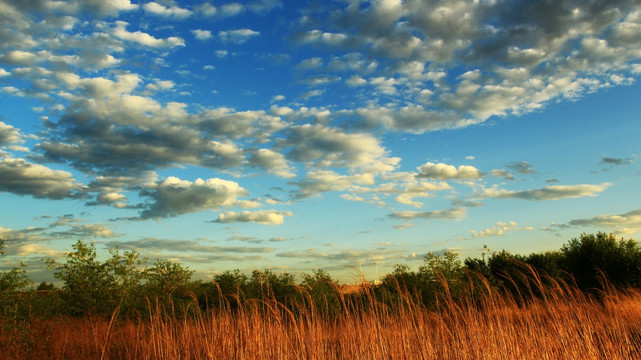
46 240 116 316
144 259 194 299
561 232 641 289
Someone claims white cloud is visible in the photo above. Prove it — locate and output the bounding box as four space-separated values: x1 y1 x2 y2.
0 157 84 199
214 210 293 225
291 170 375 199
296 57 323 71
388 207 467 221
142 2 192 19
218 29 260 44
417 162 483 180
480 183 611 201
0 121 23 145
191 29 213 41
248 148 295 178
346 75 367 87
140 176 248 218
113 21 185 48
470 221 522 238
568 208 641 235
283 124 399 173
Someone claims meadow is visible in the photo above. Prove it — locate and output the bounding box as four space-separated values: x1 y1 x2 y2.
2 279 641 360
2 232 641 359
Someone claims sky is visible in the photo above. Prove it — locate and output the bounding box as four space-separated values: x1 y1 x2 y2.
0 0 640 283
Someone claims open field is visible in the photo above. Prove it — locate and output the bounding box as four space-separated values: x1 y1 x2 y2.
2 284 641 360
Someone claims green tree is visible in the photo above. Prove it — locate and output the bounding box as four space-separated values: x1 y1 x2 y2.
0 240 31 293
46 240 117 316
105 246 146 314
561 232 641 289
418 250 465 300
300 269 340 316
144 259 194 299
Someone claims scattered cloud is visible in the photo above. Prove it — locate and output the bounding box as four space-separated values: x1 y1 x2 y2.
470 221 527 238
0 121 22 146
140 177 248 219
0 157 84 200
506 161 536 174
142 2 192 19
112 21 185 48
218 29 260 44
568 207 641 235
106 238 274 254
479 183 611 201
389 207 467 222
191 29 213 41
213 210 293 225
417 162 483 180
601 157 635 165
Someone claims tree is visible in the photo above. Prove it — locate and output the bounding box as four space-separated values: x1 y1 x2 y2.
418 250 465 300
104 246 146 314
144 259 194 299
561 232 641 289
46 240 117 316
300 269 340 316
0 240 31 294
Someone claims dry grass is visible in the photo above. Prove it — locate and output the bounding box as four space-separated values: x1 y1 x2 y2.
2 283 641 360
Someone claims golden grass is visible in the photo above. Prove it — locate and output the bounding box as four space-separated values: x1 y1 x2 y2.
2 284 641 360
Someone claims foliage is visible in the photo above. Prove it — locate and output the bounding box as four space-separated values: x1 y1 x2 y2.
46 240 118 316
0 240 31 294
300 269 341 316
561 232 641 289
143 259 194 299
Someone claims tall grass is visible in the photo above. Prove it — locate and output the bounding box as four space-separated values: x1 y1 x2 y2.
2 276 641 360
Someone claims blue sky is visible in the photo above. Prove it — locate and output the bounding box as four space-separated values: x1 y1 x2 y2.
1 0 640 283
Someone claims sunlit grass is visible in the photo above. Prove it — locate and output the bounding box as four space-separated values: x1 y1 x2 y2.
2 279 641 360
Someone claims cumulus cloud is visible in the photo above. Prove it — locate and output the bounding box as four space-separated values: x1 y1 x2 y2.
50 223 117 238
142 2 192 19
417 162 483 180
470 221 526 238
191 29 213 40
568 207 641 235
113 21 185 48
293 0 641 133
213 210 293 225
0 121 22 145
140 177 248 219
218 29 260 44
0 157 84 199
290 170 374 199
248 148 296 178
479 183 611 201
282 124 399 173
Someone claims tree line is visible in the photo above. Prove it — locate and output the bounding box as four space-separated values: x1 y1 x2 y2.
1 232 641 319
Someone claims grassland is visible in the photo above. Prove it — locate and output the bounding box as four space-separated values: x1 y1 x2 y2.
2 280 640 360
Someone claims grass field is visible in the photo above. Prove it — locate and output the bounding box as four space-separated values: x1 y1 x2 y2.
2 279 641 360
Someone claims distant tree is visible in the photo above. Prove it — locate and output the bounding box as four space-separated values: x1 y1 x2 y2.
35 281 56 291
247 269 299 305
46 240 117 316
144 259 194 299
300 269 340 316
105 246 146 314
419 250 465 300
0 239 31 294
561 232 641 290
